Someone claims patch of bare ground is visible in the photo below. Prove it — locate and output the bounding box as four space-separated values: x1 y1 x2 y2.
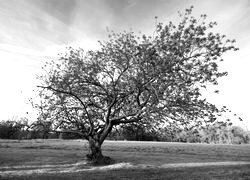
1 161 250 177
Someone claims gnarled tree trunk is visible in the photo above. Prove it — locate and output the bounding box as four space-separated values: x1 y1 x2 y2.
86 136 114 165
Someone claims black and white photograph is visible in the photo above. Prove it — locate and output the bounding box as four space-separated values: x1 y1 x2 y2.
0 0 250 179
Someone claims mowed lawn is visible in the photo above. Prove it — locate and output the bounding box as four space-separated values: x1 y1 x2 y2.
0 139 250 179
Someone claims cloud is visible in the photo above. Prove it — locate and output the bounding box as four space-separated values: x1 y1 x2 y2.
0 0 250 128
0 0 75 51
29 0 77 26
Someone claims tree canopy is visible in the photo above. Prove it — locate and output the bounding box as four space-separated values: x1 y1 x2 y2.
35 7 238 164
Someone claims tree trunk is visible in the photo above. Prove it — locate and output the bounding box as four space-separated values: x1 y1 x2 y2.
86 136 114 165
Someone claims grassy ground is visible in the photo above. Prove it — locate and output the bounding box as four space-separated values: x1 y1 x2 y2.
0 139 250 179
2 166 249 180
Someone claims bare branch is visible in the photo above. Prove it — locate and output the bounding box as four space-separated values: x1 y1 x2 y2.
104 97 117 124
37 85 94 133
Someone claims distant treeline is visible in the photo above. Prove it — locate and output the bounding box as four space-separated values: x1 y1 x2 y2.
0 119 249 144
108 123 250 144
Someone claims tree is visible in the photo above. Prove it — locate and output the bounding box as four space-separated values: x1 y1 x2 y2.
35 7 238 164
230 126 250 144
110 122 159 141
31 120 52 139
0 118 30 139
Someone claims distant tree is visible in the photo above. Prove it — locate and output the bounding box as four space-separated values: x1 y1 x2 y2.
110 122 159 141
230 126 250 144
31 120 52 139
0 121 11 139
199 122 229 143
199 123 250 144
35 7 238 164
0 118 30 139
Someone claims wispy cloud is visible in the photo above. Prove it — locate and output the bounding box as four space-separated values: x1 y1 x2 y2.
0 0 75 50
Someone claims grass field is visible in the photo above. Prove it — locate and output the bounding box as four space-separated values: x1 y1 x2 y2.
0 139 250 179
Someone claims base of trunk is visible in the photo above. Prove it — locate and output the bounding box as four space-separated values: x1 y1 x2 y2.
86 153 115 165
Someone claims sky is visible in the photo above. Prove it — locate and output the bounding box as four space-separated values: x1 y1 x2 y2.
0 0 250 129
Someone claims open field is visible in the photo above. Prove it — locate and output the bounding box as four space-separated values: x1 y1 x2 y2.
0 139 250 179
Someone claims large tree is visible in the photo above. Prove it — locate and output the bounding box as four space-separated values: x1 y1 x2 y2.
35 7 238 164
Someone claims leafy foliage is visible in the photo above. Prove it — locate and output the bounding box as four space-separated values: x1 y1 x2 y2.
34 7 239 162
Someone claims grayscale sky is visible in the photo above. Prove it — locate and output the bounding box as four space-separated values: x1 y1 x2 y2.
0 0 249 128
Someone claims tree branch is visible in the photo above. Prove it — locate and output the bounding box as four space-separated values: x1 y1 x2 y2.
104 97 117 124
37 85 94 134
